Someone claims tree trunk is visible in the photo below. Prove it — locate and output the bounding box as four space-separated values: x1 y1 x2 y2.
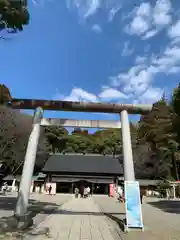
171 151 179 181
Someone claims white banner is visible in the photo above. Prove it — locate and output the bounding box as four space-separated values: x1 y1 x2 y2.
124 181 144 230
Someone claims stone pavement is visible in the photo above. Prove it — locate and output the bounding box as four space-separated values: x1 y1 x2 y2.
93 195 180 240
26 196 119 240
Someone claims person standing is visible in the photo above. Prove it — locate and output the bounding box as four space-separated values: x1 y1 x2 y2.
87 186 90 197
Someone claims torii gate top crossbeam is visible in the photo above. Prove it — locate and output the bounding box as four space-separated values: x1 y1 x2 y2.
9 98 152 114
41 118 121 128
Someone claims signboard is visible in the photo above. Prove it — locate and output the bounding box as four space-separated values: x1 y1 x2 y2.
124 181 144 230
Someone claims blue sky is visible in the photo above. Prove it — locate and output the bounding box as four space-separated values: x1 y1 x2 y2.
1 0 180 124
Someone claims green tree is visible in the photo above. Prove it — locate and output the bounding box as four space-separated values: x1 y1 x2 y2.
0 85 49 175
0 0 29 32
94 129 122 155
137 99 179 180
0 84 12 104
44 126 68 152
0 106 49 174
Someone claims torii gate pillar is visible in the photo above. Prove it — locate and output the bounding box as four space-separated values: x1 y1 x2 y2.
120 110 135 181
15 107 43 217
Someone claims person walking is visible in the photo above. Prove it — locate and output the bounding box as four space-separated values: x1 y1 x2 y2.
2 182 8 195
140 188 145 204
117 185 123 202
84 187 88 198
48 185 52 195
74 187 79 198
80 185 84 198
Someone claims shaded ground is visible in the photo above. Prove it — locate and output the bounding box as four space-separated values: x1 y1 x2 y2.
93 195 180 240
148 199 180 214
0 193 72 239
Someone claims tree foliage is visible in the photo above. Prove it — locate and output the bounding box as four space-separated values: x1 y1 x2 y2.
0 105 49 175
0 84 12 104
0 0 29 32
137 97 180 180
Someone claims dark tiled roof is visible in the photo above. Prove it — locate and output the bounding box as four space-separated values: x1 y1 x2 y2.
43 154 123 175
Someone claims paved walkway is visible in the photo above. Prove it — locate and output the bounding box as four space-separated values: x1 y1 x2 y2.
27 197 117 240
94 195 180 240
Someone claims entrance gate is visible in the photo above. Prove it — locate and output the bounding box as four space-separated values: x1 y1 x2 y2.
9 99 152 221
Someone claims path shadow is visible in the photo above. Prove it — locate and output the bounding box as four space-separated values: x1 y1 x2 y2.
0 196 60 238
104 213 126 232
148 200 180 214
0 196 59 216
39 209 125 216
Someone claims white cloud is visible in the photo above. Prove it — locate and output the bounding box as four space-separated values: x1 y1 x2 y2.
111 42 180 94
109 63 163 104
136 2 152 17
109 25 180 104
67 0 122 21
168 19 180 39
84 0 101 18
136 87 163 104
99 87 128 100
135 56 147 64
62 86 129 103
121 41 134 56
153 0 172 26
66 0 101 19
64 88 98 102
125 2 151 36
142 29 158 40
168 66 180 74
92 24 102 33
125 0 172 39
122 68 153 95
111 64 147 86
109 63 157 104
108 5 122 22
151 46 180 73
54 0 176 106
126 16 150 35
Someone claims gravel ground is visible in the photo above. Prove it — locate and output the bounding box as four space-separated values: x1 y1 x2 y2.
93 195 180 240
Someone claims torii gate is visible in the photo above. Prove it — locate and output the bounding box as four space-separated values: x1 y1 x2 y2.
8 99 152 219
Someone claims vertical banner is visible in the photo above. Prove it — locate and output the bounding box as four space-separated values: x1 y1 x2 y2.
109 183 115 197
51 183 56 195
124 181 144 230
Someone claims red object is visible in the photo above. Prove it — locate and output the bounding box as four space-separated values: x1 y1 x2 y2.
109 184 115 197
